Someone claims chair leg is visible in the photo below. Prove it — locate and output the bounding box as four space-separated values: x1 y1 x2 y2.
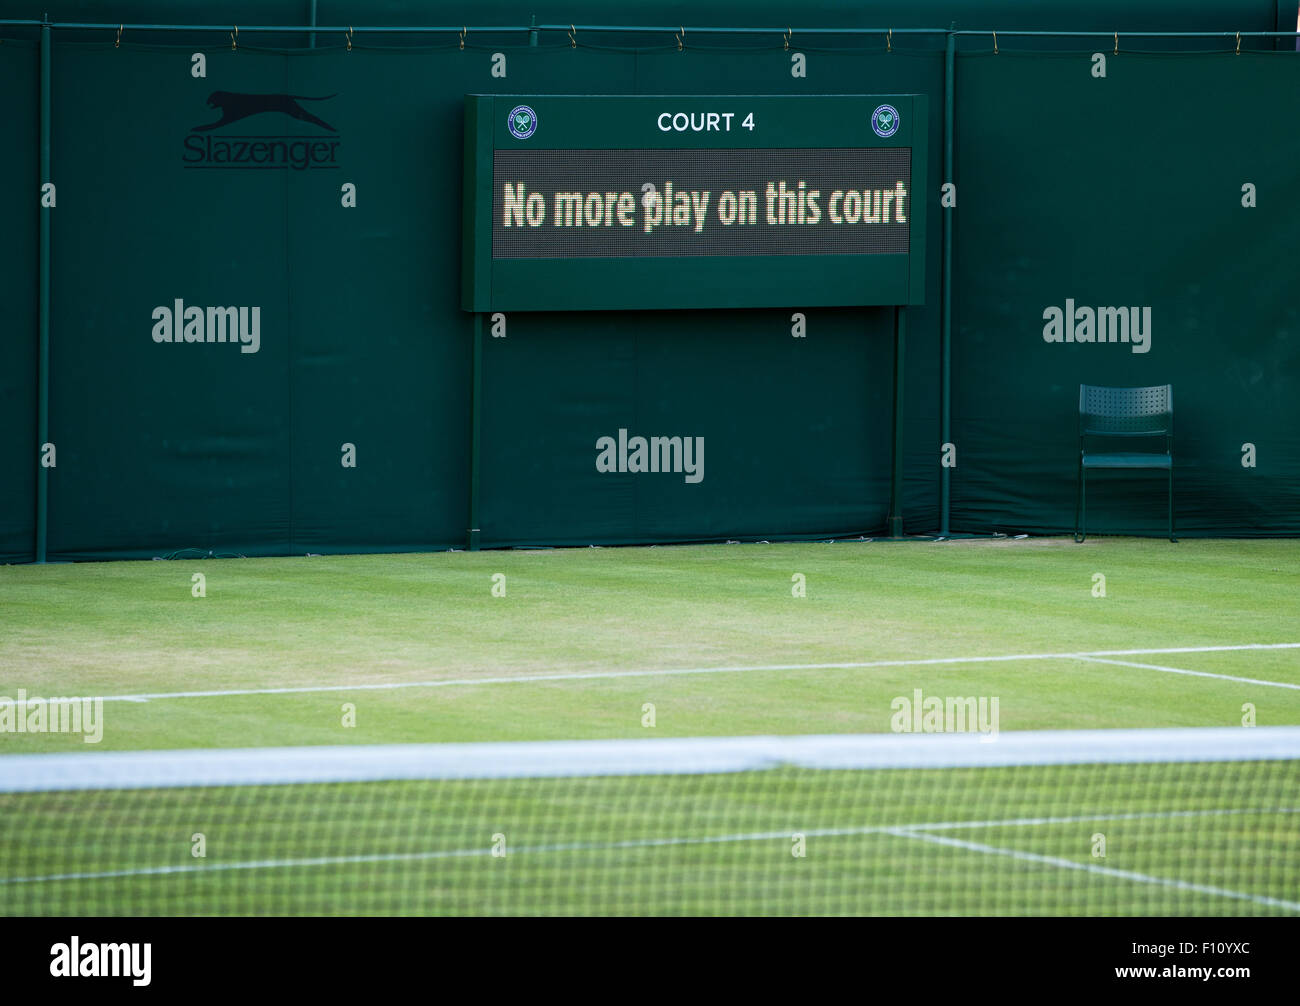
1074 463 1086 543
1168 467 1177 543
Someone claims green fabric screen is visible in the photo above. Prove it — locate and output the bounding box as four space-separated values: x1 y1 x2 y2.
950 52 1300 536
0 42 37 562
44 47 476 559
14 40 945 559
0 10 1296 561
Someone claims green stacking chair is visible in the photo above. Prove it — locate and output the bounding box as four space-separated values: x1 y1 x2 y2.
1074 384 1175 543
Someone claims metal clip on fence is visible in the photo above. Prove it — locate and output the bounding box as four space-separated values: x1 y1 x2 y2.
231 25 237 51
887 28 892 53
676 26 685 51
460 26 465 50
346 26 353 52
568 24 576 48
784 27 791 51
115 24 122 48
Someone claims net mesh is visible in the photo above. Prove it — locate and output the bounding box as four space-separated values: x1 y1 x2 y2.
2 731 1297 916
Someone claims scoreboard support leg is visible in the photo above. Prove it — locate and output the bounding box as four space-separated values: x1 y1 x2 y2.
467 312 483 551
887 306 906 539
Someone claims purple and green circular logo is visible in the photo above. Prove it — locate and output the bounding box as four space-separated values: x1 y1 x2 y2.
508 105 537 140
871 104 900 138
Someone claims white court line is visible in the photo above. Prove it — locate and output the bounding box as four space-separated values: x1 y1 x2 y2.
5 642 1297 705
886 827 1300 914
3 805 1294 889
1074 656 1300 691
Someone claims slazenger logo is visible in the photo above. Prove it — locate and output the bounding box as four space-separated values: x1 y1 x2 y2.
183 90 341 170
152 299 261 354
50 937 151 986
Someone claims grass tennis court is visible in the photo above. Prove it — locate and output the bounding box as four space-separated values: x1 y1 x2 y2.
2 761 1297 916
2 538 1298 915
2 538 1299 752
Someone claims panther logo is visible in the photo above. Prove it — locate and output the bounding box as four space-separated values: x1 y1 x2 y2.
193 91 338 132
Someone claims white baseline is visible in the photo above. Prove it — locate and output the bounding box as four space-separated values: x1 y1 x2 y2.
6 642 1295 705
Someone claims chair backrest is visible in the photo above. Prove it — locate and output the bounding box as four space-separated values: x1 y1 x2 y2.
1079 385 1172 438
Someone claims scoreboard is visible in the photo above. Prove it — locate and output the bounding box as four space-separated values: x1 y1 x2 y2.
461 94 927 312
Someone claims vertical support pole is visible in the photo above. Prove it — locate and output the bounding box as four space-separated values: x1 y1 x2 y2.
467 313 483 551
308 0 317 48
529 14 539 46
887 306 906 538
36 18 51 563
940 26 955 537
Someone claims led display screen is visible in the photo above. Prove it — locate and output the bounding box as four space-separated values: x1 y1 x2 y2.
492 148 912 259
462 95 927 311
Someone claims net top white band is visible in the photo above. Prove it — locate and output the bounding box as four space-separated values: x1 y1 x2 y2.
2 727 1299 793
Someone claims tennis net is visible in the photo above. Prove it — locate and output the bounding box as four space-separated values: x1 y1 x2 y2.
1 727 1297 915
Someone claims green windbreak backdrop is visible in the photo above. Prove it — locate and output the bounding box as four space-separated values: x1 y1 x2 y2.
2 23 1297 561
479 308 894 546
950 52 1300 536
48 46 293 559
26 40 946 559
44 46 478 559
283 49 472 555
0 42 37 563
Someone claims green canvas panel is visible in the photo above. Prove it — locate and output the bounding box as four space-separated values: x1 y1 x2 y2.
950 52 1300 536
280 49 486 555
2 10 1296 561
478 307 892 546
0 42 38 562
46 45 292 559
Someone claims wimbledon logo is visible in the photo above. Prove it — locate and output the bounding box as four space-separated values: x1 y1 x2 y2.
508 105 538 140
871 104 900 138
